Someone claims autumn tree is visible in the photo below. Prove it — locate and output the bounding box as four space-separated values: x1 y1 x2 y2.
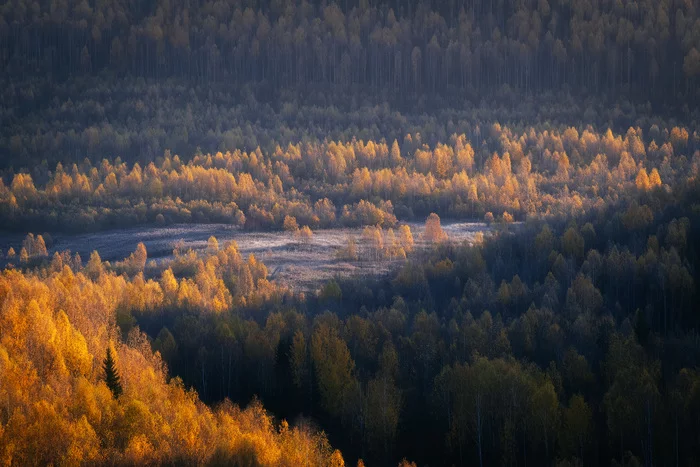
363 226 384 260
284 215 299 233
207 236 219 254
311 323 356 419
22 233 48 258
424 213 448 243
398 225 414 253
120 243 148 275
337 236 358 261
296 225 313 244
636 168 651 191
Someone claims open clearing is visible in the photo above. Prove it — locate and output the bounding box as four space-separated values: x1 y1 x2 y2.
0 222 490 290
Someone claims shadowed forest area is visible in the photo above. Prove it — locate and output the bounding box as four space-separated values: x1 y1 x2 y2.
1 0 700 168
1 0 700 466
2 0 700 97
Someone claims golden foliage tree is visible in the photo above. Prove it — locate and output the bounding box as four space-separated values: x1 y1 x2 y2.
424 213 447 243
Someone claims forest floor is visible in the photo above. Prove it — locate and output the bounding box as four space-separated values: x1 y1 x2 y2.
0 221 491 290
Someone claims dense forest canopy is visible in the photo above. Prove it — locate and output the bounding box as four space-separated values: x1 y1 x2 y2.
0 121 696 233
2 174 700 465
0 241 349 465
1 0 699 100
2 0 700 466
2 0 700 169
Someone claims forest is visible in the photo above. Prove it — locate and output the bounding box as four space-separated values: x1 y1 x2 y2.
2 0 700 97
0 122 695 233
2 160 700 465
2 0 700 466
2 0 700 168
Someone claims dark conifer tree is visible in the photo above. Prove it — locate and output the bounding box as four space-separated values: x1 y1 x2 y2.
103 347 123 398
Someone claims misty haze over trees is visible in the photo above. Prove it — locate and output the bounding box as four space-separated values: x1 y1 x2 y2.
1 0 700 466
2 0 699 98
2 0 700 167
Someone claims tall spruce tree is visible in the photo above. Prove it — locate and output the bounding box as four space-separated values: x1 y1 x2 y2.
103 347 123 398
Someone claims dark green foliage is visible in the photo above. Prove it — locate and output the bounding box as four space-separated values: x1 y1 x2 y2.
124 178 700 466
103 347 123 399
